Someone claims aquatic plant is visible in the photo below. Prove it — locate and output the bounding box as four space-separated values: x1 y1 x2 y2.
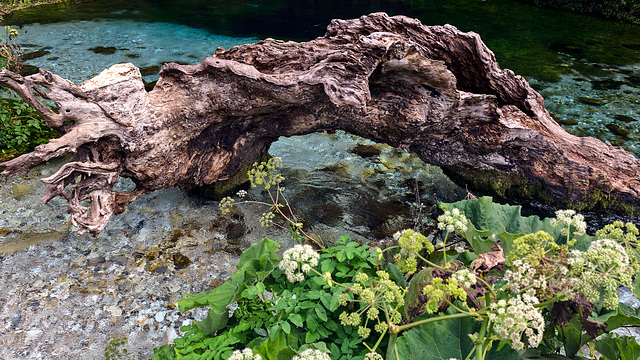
154 164 640 360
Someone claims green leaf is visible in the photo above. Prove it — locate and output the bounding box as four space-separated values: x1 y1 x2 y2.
305 331 319 344
440 197 594 256
315 306 328 322
306 314 319 331
386 262 408 289
178 270 246 312
289 313 304 327
192 309 229 336
281 321 291 335
593 303 640 331
396 310 520 360
594 334 640 360
557 315 591 358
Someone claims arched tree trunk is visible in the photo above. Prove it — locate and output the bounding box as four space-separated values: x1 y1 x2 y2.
1 13 639 236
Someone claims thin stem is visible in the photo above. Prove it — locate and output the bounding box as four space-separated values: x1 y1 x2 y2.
394 312 475 333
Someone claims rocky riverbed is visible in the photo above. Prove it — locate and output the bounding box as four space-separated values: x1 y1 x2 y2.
0 157 260 359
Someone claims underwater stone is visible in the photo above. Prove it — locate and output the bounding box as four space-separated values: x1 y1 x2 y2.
614 114 637 123
557 118 579 126
12 184 35 200
606 123 632 139
22 50 50 60
626 75 640 87
578 96 606 106
171 253 192 269
19 64 39 77
88 46 118 55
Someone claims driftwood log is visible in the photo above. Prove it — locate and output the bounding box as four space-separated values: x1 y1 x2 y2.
1 12 639 236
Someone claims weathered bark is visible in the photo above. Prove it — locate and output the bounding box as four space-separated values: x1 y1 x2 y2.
1 12 639 236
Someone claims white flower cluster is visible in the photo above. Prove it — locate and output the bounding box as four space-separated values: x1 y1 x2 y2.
569 238 633 309
503 260 547 293
451 269 477 288
278 244 319 283
489 294 544 350
228 348 262 360
364 352 384 360
551 209 587 236
437 208 468 234
292 349 332 360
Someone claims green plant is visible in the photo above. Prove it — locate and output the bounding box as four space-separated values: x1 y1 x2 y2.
0 24 58 160
105 337 129 360
0 91 59 157
155 161 640 360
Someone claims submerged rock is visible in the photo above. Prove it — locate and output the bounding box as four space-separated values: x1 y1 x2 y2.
614 114 637 123
578 96 606 106
11 184 35 200
88 46 117 55
22 50 50 60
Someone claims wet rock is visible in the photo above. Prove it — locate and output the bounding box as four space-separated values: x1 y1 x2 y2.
12 184 35 200
591 79 625 90
578 96 605 106
22 50 50 60
88 46 118 55
613 114 637 123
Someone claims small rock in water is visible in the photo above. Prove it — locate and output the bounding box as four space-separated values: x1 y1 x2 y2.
556 118 579 126
88 46 118 55
606 123 632 139
12 184 36 200
578 96 606 106
613 114 637 123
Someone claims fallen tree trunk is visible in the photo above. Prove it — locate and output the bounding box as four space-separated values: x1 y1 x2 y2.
1 12 639 236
